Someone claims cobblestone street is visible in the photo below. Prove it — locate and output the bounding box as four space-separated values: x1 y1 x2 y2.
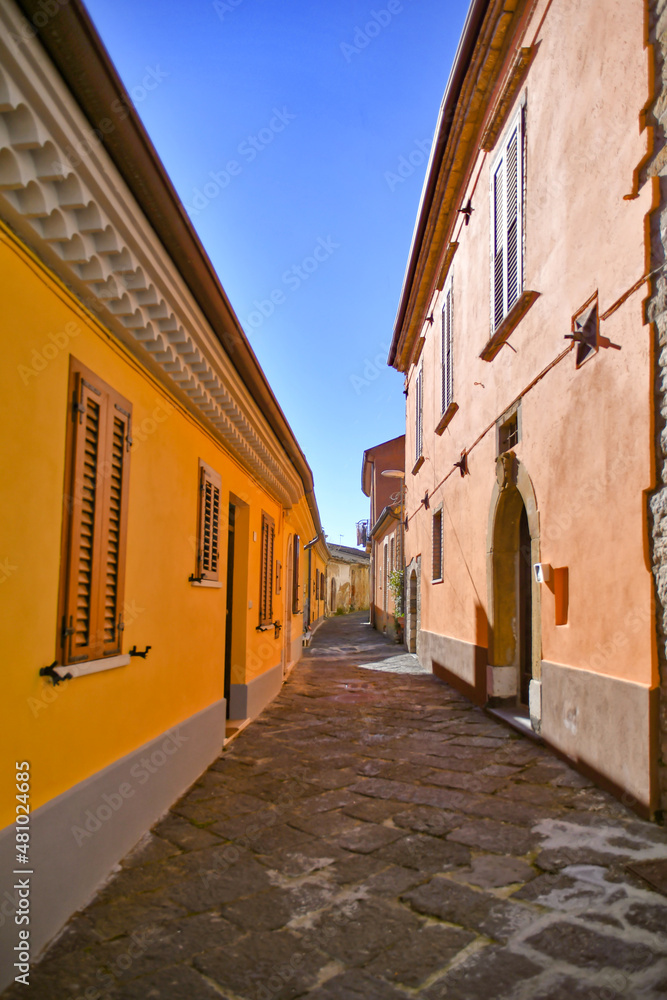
6 613 667 1000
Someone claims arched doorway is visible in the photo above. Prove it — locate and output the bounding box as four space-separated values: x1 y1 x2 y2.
330 577 337 612
487 456 540 706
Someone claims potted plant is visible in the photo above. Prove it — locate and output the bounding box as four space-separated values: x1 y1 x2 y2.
388 568 404 643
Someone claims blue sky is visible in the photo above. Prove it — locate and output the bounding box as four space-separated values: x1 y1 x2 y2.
84 0 470 546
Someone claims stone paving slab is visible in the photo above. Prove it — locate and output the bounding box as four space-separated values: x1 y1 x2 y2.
3 612 667 1000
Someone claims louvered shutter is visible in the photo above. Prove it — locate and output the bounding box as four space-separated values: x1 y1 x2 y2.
432 510 443 581
505 125 520 313
492 158 505 330
441 286 453 413
292 535 300 613
415 367 423 462
96 405 131 655
63 376 103 662
61 362 132 665
260 513 275 624
491 110 523 331
198 461 222 581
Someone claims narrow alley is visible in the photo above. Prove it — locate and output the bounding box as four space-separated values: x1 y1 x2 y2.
4 614 667 1000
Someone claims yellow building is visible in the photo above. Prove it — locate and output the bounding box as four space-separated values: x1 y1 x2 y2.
0 0 327 981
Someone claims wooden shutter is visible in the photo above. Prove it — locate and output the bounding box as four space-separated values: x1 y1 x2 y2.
432 510 443 581
98 405 131 655
492 110 523 331
505 124 520 313
292 535 300 613
260 512 275 624
415 367 423 462
60 361 131 664
492 158 505 330
441 286 453 414
198 461 222 581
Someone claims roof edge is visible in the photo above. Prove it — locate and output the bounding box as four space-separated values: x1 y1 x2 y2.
388 0 490 368
15 0 323 531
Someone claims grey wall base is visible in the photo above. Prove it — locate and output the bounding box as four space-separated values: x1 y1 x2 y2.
0 698 226 992
229 661 283 720
419 629 487 704
541 660 656 814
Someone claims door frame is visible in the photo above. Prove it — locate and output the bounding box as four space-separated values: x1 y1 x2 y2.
486 455 541 704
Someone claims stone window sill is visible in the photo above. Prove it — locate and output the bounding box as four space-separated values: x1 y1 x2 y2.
54 653 131 681
479 290 540 362
191 579 223 588
436 402 459 436
412 455 425 475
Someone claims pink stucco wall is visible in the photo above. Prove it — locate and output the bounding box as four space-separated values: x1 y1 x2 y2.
405 1 653 686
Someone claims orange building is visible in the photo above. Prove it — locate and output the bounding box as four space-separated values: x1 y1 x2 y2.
362 436 405 639
390 0 665 816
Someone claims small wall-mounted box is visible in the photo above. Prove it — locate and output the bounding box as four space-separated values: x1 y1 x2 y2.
533 562 552 584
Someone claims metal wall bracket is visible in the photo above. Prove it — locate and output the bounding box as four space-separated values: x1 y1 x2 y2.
129 645 152 658
39 661 72 686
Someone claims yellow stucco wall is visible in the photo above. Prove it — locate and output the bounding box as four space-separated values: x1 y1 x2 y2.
0 225 314 824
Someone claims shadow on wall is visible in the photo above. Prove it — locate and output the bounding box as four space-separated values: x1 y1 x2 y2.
432 601 488 706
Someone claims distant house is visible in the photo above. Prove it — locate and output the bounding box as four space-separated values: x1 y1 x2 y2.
0 0 327 983
361 436 405 639
389 0 667 818
326 544 370 615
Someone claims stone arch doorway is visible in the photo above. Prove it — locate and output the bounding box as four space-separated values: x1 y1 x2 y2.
408 569 418 653
487 455 541 708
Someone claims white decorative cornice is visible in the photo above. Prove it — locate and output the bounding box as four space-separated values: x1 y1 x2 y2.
0 0 302 510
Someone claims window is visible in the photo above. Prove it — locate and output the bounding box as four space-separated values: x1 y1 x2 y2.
441 282 453 414
491 107 524 332
414 365 423 463
390 536 395 573
315 568 320 601
432 509 443 582
59 359 131 665
498 413 519 453
197 460 222 581
497 401 521 455
292 534 300 613
259 512 275 625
